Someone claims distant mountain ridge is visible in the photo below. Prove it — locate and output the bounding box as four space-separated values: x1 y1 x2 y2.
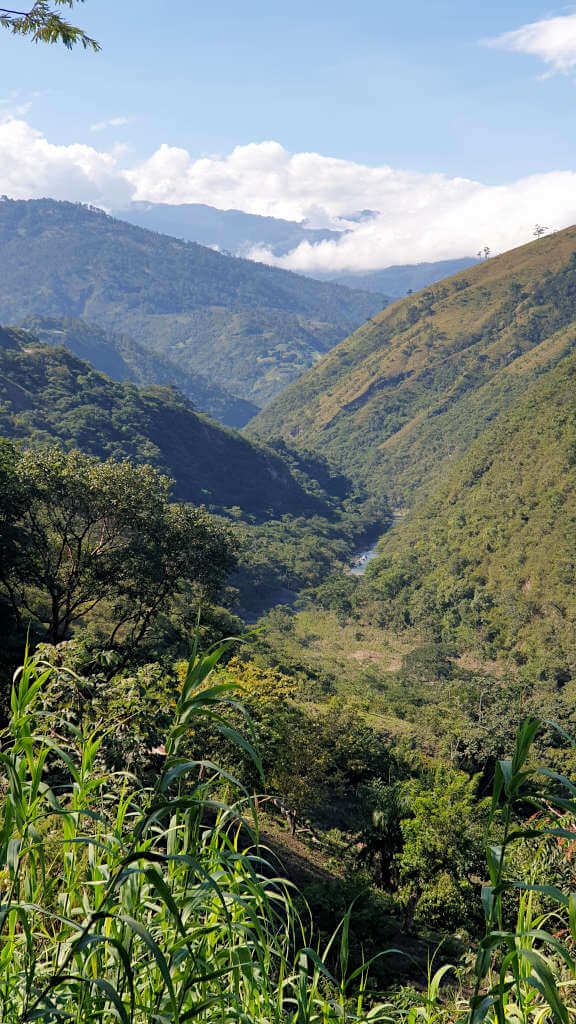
312 258 479 297
113 201 343 256
0 198 387 409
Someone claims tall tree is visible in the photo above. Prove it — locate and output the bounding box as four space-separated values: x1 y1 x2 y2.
0 444 236 644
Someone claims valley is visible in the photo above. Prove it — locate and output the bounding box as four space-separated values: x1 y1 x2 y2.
1 194 575 1022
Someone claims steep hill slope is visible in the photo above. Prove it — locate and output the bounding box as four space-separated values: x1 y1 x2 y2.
251 227 576 503
0 198 386 407
18 315 257 428
361 350 576 679
0 325 334 517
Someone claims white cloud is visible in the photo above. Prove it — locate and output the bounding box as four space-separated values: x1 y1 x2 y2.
250 170 576 272
1 123 576 271
0 118 131 206
487 13 576 74
90 116 130 132
126 141 576 270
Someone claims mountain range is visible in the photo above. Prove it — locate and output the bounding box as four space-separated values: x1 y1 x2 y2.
113 201 342 256
313 258 479 297
249 225 576 671
0 197 386 410
114 200 478 298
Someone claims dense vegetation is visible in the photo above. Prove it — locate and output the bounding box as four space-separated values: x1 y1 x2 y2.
0 197 386 406
0 324 338 516
358 347 576 681
2 195 576 1022
251 226 576 503
20 314 259 427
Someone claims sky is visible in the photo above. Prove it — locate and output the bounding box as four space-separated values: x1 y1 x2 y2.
2 0 576 270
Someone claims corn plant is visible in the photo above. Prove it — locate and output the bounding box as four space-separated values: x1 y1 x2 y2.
0 639 393 1023
468 718 576 1024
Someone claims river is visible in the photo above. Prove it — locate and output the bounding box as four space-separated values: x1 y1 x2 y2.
347 542 381 576
346 510 405 576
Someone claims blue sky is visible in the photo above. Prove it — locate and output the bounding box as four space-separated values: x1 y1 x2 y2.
1 0 573 178
2 1 576 268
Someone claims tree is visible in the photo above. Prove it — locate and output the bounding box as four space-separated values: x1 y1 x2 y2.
0 444 236 645
356 778 409 887
398 765 488 929
0 1 99 49
534 224 548 239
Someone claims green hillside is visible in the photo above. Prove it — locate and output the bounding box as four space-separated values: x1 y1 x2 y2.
360 349 576 679
0 325 333 517
0 198 386 407
18 315 258 427
251 227 576 503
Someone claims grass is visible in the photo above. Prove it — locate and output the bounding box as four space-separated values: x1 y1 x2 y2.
0 639 393 1023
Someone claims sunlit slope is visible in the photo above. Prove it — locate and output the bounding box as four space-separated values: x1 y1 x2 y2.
363 350 576 672
250 227 576 502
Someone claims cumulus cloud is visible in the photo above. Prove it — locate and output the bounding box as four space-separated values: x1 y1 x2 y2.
0 118 132 206
126 141 576 270
2 122 576 271
90 116 130 132
487 13 576 74
250 170 576 272
125 140 456 228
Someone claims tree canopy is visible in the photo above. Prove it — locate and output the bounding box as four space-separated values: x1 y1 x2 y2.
0 442 237 644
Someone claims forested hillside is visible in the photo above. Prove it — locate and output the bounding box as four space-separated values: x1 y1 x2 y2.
0 325 331 516
0 198 386 406
19 314 258 427
358 349 576 678
251 227 576 502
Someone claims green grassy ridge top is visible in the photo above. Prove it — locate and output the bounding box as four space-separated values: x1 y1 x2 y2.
17 314 258 428
250 226 576 500
0 198 387 406
363 348 576 669
0 324 340 518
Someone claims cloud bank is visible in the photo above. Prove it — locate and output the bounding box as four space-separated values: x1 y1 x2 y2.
487 13 576 75
2 118 576 271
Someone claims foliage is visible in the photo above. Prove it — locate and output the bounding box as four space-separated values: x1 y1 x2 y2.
0 643 392 1022
398 767 488 932
0 0 99 49
362 349 576 674
0 443 236 644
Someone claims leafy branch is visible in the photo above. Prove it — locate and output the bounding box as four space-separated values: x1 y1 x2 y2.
0 1 100 49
